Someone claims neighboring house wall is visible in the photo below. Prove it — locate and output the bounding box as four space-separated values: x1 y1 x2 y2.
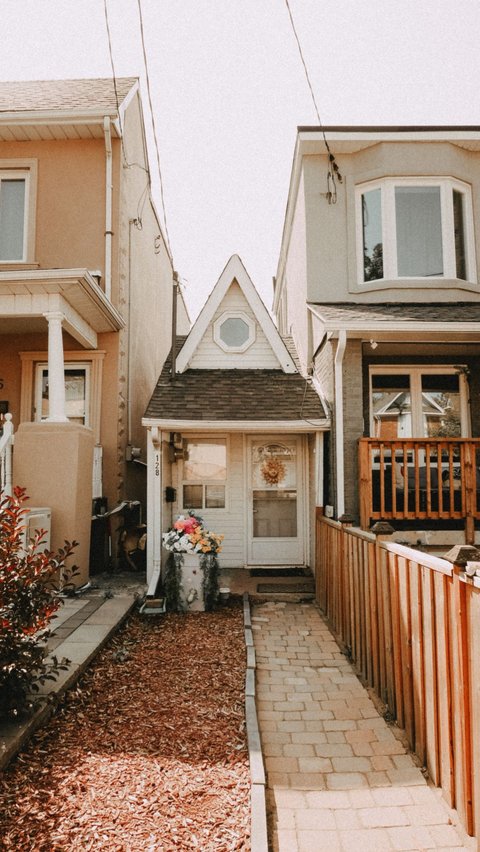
303 142 480 304
276 170 310 373
188 282 280 369
342 340 363 519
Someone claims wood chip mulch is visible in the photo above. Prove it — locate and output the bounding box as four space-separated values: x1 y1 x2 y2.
0 604 251 851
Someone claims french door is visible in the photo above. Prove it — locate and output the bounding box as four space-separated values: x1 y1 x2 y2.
247 436 305 566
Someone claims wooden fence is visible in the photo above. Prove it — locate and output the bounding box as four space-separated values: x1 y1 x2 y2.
316 512 480 838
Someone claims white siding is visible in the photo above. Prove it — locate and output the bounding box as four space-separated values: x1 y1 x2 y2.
189 282 281 369
170 432 247 568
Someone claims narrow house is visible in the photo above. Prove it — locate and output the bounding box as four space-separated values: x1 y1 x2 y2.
0 78 182 581
143 254 329 590
274 126 480 547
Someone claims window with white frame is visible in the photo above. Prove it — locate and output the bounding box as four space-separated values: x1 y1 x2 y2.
213 311 256 353
182 438 227 509
0 171 30 261
35 363 91 426
369 366 470 439
357 178 475 284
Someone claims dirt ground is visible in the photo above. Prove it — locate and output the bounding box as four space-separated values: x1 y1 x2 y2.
0 604 250 851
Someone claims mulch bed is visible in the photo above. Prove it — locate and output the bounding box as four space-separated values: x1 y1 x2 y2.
0 604 250 851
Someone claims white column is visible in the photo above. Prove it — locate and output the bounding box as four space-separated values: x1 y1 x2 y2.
146 427 162 592
44 311 68 422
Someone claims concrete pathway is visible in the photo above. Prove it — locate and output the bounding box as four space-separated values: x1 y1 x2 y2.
252 601 475 852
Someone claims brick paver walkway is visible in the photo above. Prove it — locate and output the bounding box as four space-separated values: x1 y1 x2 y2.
252 601 475 852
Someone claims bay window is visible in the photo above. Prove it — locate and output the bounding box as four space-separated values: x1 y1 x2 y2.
357 178 475 284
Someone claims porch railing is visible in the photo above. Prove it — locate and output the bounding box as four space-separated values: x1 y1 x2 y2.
0 413 14 496
359 437 480 540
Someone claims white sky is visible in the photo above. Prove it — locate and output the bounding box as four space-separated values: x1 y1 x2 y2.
2 0 480 318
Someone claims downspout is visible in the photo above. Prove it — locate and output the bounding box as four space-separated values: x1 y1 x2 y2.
103 116 113 302
334 329 347 519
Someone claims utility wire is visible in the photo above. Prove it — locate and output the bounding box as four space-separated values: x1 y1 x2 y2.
284 0 342 203
136 0 173 259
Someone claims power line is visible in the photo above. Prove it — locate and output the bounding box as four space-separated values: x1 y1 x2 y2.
284 0 342 203
136 0 173 259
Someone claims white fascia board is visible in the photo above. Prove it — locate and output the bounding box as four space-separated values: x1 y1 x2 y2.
0 268 124 331
297 128 480 154
0 108 120 127
142 418 330 432
318 320 480 335
176 254 296 373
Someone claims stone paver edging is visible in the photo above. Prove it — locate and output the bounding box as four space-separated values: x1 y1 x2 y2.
252 600 475 852
244 592 269 852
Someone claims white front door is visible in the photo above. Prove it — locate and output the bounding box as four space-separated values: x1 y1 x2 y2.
247 436 305 566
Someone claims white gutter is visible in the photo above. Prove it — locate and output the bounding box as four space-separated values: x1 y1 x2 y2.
103 116 113 302
142 418 330 432
334 329 347 519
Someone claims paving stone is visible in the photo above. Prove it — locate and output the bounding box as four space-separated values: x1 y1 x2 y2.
304 790 351 809
294 808 336 830
339 828 394 851
326 772 369 790
298 830 342 851
358 806 409 827
387 825 435 850
331 756 373 773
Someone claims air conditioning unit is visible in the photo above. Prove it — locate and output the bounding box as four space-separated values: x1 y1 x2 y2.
20 508 52 552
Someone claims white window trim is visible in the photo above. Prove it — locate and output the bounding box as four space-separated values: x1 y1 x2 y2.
35 362 91 428
356 177 477 286
180 434 229 512
369 364 470 438
0 159 37 264
213 310 256 353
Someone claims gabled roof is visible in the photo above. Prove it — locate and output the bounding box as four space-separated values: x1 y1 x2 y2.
176 255 296 373
143 338 328 427
0 77 137 114
0 77 138 141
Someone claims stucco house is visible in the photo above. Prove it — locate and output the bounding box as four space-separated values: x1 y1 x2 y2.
0 77 188 582
273 126 480 547
143 254 329 593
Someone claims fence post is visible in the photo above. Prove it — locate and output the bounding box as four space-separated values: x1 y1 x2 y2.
463 443 475 545
370 522 395 703
443 544 480 836
358 439 371 530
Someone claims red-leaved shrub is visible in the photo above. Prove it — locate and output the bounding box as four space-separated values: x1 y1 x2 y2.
0 487 78 719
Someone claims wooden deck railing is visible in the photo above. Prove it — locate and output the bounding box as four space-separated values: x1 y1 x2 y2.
316 512 480 839
359 437 480 541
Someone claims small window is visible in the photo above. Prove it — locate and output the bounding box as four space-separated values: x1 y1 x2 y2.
213 311 255 352
357 178 476 284
0 173 27 261
182 438 227 509
35 363 90 426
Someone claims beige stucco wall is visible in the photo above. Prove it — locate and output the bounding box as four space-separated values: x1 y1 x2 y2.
0 89 174 570
13 422 94 586
302 142 480 305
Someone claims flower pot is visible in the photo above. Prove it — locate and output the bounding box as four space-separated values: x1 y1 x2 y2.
180 552 204 611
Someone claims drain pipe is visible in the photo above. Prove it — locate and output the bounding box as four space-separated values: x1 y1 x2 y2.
103 116 113 301
334 329 347 519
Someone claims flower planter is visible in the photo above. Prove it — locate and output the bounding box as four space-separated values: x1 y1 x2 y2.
180 552 205 611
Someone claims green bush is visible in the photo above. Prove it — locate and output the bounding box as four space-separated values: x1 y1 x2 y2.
0 487 78 720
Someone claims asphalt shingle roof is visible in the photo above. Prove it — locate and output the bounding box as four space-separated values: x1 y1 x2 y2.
310 302 480 323
0 78 137 113
145 339 327 422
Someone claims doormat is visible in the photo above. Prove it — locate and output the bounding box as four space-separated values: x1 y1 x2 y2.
256 583 314 594
250 567 310 577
